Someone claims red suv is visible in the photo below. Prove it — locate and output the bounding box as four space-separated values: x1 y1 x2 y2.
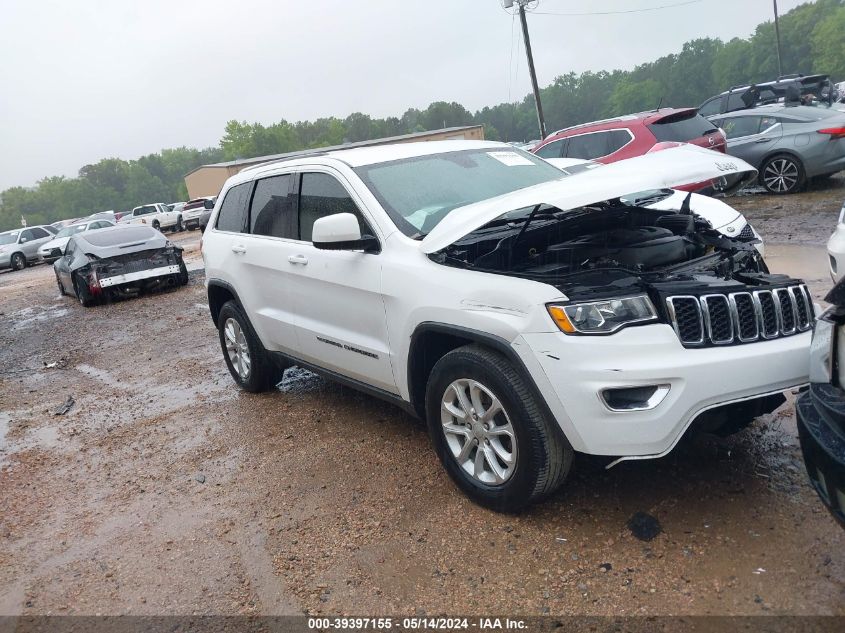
532 108 726 164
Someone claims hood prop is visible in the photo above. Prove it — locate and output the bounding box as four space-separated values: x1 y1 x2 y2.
680 192 693 215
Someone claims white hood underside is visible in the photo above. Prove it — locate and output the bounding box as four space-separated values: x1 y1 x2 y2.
419 145 757 254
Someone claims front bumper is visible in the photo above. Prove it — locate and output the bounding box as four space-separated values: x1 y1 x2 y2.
796 386 845 528
518 323 810 456
38 247 63 263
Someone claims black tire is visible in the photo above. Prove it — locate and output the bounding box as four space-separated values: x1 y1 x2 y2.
72 274 96 307
10 252 26 271
176 261 188 286
760 154 805 194
152 220 161 231
55 270 66 296
175 216 184 232
217 301 286 392
425 344 572 512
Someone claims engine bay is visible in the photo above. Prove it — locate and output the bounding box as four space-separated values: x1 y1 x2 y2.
433 198 766 297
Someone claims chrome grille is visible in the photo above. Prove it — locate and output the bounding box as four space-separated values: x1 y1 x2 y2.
667 285 813 347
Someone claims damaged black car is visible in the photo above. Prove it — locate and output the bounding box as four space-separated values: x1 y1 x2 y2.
53 225 187 307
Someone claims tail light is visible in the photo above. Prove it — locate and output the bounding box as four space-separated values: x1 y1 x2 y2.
87 270 102 295
818 127 845 139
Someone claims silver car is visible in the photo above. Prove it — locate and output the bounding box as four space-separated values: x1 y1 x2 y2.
0 225 59 271
709 105 845 194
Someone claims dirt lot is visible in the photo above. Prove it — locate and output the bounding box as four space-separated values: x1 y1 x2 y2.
1 187 844 618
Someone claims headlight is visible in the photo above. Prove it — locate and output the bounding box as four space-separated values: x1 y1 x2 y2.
809 314 835 383
547 295 658 335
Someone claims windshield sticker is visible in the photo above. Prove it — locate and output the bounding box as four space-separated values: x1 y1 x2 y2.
487 151 534 167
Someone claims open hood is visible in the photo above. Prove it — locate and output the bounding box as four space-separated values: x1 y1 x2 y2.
420 145 757 254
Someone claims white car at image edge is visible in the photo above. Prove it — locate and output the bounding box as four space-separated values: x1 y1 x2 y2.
827 201 845 282
202 141 812 512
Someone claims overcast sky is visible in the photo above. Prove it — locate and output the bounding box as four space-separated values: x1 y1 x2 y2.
0 0 807 191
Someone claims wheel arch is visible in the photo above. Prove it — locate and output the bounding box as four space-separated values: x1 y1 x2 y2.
407 323 566 447
207 279 244 327
758 150 806 174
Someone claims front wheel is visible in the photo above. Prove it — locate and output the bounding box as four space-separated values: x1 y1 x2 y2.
217 301 286 392
175 216 184 232
55 270 66 296
10 252 26 271
425 345 572 512
760 154 805 194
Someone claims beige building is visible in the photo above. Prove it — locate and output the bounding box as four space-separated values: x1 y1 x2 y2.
184 125 485 199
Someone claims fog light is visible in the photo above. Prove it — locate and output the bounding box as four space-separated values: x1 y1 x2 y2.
600 384 670 412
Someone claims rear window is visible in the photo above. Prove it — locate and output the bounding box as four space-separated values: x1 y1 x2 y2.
82 226 155 247
648 112 718 142
216 183 251 233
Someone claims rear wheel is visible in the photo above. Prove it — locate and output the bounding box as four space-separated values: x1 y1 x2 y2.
72 274 96 307
425 345 572 512
175 216 184 232
217 301 286 392
10 252 26 271
760 154 804 194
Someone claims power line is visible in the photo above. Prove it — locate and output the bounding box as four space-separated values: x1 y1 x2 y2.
530 0 703 17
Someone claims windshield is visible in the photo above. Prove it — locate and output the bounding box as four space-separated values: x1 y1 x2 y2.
354 148 564 237
0 232 19 245
56 224 87 237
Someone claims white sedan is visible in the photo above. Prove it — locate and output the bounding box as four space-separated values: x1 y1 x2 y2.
38 219 115 263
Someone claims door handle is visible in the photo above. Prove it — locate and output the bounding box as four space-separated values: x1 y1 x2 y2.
288 254 308 265
755 137 773 143
231 245 247 254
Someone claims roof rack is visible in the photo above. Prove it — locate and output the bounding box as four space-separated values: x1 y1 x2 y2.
239 150 330 173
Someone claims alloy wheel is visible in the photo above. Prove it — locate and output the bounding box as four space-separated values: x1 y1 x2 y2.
11 253 25 270
763 158 800 193
224 317 251 380
440 378 517 485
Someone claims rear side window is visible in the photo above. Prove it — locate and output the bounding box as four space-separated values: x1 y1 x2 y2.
250 175 294 238
698 97 722 117
534 138 566 159
565 130 630 160
720 116 762 139
216 183 251 233
136 206 157 216
726 92 746 112
298 173 366 242
648 113 718 142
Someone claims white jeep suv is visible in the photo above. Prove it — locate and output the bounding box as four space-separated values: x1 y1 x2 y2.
203 141 812 512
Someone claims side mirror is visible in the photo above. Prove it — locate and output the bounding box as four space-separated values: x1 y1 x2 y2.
204 200 214 209
312 213 379 253
20 237 28 243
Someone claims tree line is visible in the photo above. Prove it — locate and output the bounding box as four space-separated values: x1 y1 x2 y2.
2 0 843 231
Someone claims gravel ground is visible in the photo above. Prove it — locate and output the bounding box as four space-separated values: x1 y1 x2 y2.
1 195 844 617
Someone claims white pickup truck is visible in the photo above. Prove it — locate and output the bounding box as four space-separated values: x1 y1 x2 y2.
119 203 183 232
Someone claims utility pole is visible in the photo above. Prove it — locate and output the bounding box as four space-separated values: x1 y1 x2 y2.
773 0 783 76
505 0 546 139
